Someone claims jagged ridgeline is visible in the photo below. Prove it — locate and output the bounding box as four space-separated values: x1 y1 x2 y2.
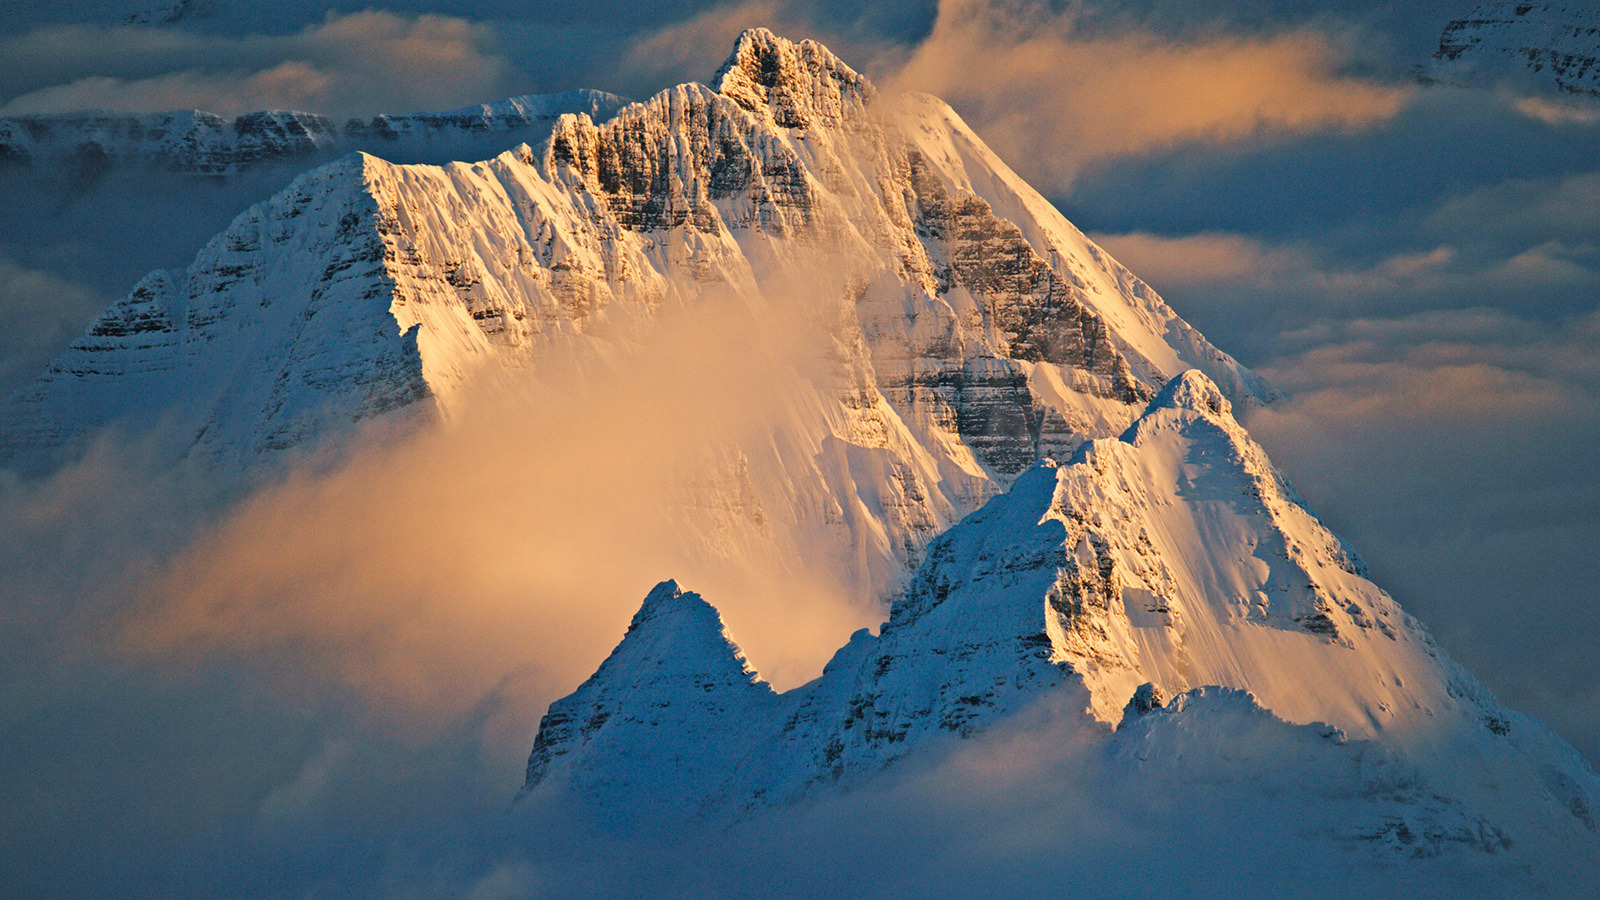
0 90 629 174
0 27 1268 602
525 371 1600 883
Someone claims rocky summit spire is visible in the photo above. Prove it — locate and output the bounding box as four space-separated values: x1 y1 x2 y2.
711 27 876 128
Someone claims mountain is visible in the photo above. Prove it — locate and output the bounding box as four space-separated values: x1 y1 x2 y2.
1422 2 1600 97
0 28 1267 601
0 91 628 175
2 22 1596 893
523 370 1600 882
0 90 630 402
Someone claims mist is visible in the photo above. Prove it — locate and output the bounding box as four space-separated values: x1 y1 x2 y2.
0 250 899 893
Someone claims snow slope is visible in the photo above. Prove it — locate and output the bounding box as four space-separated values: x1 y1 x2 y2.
0 29 1268 602
524 370 1600 882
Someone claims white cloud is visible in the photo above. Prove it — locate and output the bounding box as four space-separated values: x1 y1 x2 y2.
0 12 517 119
887 0 1411 191
0 254 106 392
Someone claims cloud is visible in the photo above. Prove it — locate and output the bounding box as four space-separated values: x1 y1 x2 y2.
1090 221 1600 364
1093 231 1479 309
0 250 890 893
114 266 887 725
1089 230 1314 289
0 12 518 119
1511 95 1600 126
0 63 333 118
886 0 1411 191
1426 171 1600 246
1240 305 1600 762
606 0 912 100
0 255 106 393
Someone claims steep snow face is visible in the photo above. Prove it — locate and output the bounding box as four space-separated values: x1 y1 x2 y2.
522 371 1600 875
1 28 1267 597
520 580 779 820
0 91 627 174
0 154 435 468
1423 2 1600 97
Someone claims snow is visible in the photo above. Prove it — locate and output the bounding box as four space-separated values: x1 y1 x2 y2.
521 580 780 821
0 91 628 175
1425 2 1600 98
0 23 1596 891
0 28 1282 607
525 368 1600 884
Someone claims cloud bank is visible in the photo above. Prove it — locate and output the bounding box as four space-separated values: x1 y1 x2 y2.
0 11 517 119
0 267 882 894
887 0 1410 191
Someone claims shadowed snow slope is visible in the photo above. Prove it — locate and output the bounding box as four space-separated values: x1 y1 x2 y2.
524 370 1600 883
1424 2 1600 98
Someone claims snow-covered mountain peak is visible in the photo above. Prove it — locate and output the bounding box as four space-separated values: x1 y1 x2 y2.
614 580 763 672
520 579 777 817
1423 2 1600 98
522 368 1600 874
711 27 876 130
0 90 629 175
5 28 1270 607
1144 367 1232 419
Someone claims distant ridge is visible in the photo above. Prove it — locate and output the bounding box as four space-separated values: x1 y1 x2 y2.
0 89 629 174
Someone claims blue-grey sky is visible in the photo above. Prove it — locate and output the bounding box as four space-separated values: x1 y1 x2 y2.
1 1 1597 895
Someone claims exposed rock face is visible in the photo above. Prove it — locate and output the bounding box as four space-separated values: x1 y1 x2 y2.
1424 2 1600 97
521 372 1600 879
1 28 1268 598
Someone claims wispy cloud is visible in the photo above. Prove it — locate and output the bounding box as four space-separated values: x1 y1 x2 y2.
0 254 105 391
608 0 910 100
0 12 517 119
886 0 1411 191
119 273 881 721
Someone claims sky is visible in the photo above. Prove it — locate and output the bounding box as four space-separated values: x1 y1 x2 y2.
1 0 1598 895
